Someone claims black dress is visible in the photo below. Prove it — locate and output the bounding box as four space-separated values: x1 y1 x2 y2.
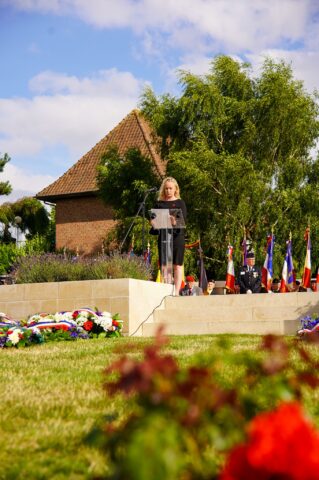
150 199 187 266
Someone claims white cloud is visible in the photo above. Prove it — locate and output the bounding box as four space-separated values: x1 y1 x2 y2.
0 163 55 204
7 0 319 94
247 49 319 94
0 68 144 161
6 0 313 51
0 68 144 199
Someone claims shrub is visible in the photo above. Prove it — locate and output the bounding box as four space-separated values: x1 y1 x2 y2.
0 243 19 274
11 252 152 283
87 330 319 480
0 234 52 275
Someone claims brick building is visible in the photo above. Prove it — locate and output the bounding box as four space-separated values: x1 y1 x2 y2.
36 110 166 254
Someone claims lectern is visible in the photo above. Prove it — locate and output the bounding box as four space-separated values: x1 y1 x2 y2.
150 208 185 284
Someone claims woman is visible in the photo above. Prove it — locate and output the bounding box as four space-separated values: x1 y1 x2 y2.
150 177 187 295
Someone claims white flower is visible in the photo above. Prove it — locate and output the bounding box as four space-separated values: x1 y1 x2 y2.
27 314 42 325
77 310 89 318
31 326 41 335
8 328 22 345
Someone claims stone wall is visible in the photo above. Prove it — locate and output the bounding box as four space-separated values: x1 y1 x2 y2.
0 279 172 336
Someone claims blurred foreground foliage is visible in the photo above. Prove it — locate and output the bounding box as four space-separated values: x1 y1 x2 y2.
88 329 319 479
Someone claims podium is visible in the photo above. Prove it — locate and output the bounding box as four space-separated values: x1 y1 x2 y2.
150 208 185 284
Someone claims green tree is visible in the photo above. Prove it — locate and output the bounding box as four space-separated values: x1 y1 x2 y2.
97 146 161 255
11 197 50 237
97 146 161 219
0 153 12 197
140 55 319 278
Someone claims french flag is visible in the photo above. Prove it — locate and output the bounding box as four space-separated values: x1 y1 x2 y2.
225 245 235 293
280 239 294 292
301 227 311 289
242 236 247 266
262 234 274 291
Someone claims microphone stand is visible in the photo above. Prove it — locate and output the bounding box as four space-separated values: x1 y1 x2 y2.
119 189 154 253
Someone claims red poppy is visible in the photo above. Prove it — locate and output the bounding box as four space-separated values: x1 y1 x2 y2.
221 402 319 480
83 320 93 331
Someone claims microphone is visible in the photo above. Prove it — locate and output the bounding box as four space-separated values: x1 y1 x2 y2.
146 187 158 192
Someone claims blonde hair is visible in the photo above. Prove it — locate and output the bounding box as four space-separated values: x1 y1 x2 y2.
158 177 181 200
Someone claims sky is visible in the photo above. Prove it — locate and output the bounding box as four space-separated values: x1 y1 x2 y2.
1 0 319 203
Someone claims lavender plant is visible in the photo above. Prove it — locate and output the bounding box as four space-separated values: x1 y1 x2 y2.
11 252 152 283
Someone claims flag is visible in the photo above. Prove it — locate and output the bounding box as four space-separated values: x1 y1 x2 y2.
127 234 135 257
301 227 311 289
156 268 162 282
144 242 151 265
262 234 275 291
280 239 294 292
225 245 235 293
185 240 200 249
198 243 208 292
180 264 185 290
242 235 247 266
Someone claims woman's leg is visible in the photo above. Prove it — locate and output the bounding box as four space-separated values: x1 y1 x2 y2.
173 264 183 295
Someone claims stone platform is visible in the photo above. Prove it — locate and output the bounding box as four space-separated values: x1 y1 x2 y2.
142 291 319 336
0 279 317 337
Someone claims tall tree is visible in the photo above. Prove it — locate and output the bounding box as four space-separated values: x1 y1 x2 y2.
97 146 161 253
97 146 161 219
0 153 12 197
11 197 50 237
140 55 319 277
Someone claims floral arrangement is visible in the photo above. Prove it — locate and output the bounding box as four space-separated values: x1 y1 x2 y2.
297 313 319 336
0 308 123 348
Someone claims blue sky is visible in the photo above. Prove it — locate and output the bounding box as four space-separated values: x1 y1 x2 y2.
1 0 319 202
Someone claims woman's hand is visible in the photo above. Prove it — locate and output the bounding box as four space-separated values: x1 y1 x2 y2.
170 215 176 226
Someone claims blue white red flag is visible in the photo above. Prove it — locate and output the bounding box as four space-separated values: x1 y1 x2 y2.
242 236 247 266
127 234 135 257
144 241 151 265
225 245 235 293
280 239 294 292
144 249 151 265
262 234 274 291
301 227 311 289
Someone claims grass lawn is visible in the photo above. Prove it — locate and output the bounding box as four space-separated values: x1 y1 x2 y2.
1 334 318 479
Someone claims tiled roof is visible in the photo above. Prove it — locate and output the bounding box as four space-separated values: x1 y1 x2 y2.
36 109 166 201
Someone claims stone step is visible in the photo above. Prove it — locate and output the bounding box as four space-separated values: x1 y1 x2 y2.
143 319 300 336
164 292 318 309
153 306 302 323
141 291 319 337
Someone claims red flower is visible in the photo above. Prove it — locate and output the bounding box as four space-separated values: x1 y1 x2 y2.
83 320 93 331
72 311 79 319
55 324 69 331
221 402 319 480
112 320 119 327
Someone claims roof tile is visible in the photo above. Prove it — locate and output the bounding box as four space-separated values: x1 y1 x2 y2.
36 110 166 201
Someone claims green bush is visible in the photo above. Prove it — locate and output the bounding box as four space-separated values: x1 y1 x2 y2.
0 243 19 274
11 252 153 283
88 332 319 480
